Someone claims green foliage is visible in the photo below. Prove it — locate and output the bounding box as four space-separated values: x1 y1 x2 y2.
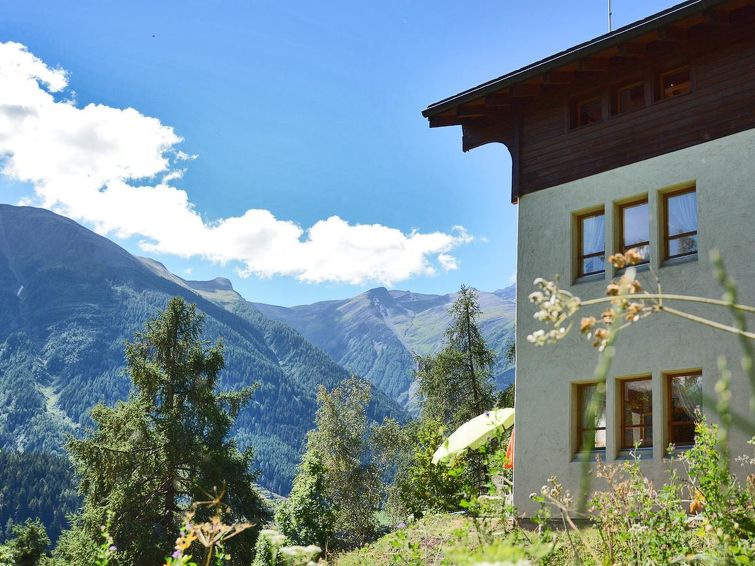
66 297 266 565
0 451 79 543
249 529 320 566
683 421 755 562
285 376 381 550
275 451 335 548
590 454 693 564
415 285 496 429
310 376 381 548
251 529 285 566
48 522 100 565
1 518 50 566
376 418 463 521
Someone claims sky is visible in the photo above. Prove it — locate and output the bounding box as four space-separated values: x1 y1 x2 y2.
0 0 677 306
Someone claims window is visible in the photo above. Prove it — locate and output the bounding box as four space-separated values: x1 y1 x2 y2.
667 371 702 447
663 187 698 259
577 210 605 277
574 96 602 127
660 67 691 99
576 383 606 452
616 82 645 114
618 199 650 263
620 377 653 449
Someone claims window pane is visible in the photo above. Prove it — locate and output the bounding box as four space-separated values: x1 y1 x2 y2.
667 191 697 236
622 201 649 246
579 385 607 429
578 98 602 126
581 214 605 255
669 373 702 446
661 68 691 98
581 256 605 276
578 384 606 450
622 379 653 448
618 83 645 112
669 235 698 257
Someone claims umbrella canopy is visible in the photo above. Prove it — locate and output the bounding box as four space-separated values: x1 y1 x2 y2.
432 408 515 465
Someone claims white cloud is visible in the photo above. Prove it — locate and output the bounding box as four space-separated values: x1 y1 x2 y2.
0 42 473 285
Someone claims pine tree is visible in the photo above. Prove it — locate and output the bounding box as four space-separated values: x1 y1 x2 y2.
2 518 50 566
415 285 496 428
66 297 265 565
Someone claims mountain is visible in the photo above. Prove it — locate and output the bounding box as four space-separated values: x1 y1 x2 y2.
0 204 405 507
254 285 516 408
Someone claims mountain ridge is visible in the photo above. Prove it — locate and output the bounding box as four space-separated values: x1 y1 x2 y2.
0 204 404 498
253 284 516 408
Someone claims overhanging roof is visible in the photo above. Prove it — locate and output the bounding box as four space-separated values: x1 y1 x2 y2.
422 0 731 118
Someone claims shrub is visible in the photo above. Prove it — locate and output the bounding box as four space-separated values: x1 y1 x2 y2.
275 452 335 548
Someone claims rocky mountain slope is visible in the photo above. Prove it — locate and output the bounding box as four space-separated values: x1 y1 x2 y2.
254 286 516 408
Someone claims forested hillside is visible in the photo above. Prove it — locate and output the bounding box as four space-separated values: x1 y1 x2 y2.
0 452 78 543
0 204 404 510
254 286 516 408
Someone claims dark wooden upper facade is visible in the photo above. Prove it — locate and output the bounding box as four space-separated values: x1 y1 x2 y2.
423 0 755 203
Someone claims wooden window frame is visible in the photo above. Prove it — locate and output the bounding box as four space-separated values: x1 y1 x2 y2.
618 198 650 264
576 382 606 452
666 370 702 448
659 66 692 100
576 209 605 277
573 96 603 128
615 81 646 114
620 375 653 450
662 186 697 260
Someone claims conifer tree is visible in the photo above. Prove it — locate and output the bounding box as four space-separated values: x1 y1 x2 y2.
66 297 265 565
415 285 496 428
1 518 49 566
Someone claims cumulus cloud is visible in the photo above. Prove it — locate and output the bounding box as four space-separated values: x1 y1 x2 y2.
0 42 472 285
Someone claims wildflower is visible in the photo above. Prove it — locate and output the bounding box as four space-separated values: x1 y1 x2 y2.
601 309 614 324
689 489 706 514
608 253 626 269
606 283 620 296
625 302 643 322
624 248 644 265
580 316 597 333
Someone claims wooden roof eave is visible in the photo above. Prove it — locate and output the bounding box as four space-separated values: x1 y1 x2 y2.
421 0 735 120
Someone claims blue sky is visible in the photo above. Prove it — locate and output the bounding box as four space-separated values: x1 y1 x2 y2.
0 0 676 306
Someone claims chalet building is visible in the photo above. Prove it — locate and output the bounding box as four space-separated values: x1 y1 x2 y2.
423 0 755 514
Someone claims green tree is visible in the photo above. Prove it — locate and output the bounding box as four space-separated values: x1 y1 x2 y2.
303 376 380 549
375 418 464 521
2 518 50 566
66 297 265 565
415 285 496 428
275 451 335 548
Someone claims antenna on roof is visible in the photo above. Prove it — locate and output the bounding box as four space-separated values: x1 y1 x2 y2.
608 0 613 31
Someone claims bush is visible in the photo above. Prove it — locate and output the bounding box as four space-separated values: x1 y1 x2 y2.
384 418 464 521
275 452 335 548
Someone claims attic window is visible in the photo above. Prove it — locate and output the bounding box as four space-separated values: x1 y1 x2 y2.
573 96 602 128
660 67 691 99
616 82 645 114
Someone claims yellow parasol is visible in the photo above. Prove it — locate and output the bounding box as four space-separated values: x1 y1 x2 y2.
432 408 515 465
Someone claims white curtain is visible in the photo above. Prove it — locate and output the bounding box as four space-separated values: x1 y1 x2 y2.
668 192 697 236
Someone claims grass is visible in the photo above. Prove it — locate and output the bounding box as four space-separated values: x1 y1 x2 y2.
331 513 602 565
